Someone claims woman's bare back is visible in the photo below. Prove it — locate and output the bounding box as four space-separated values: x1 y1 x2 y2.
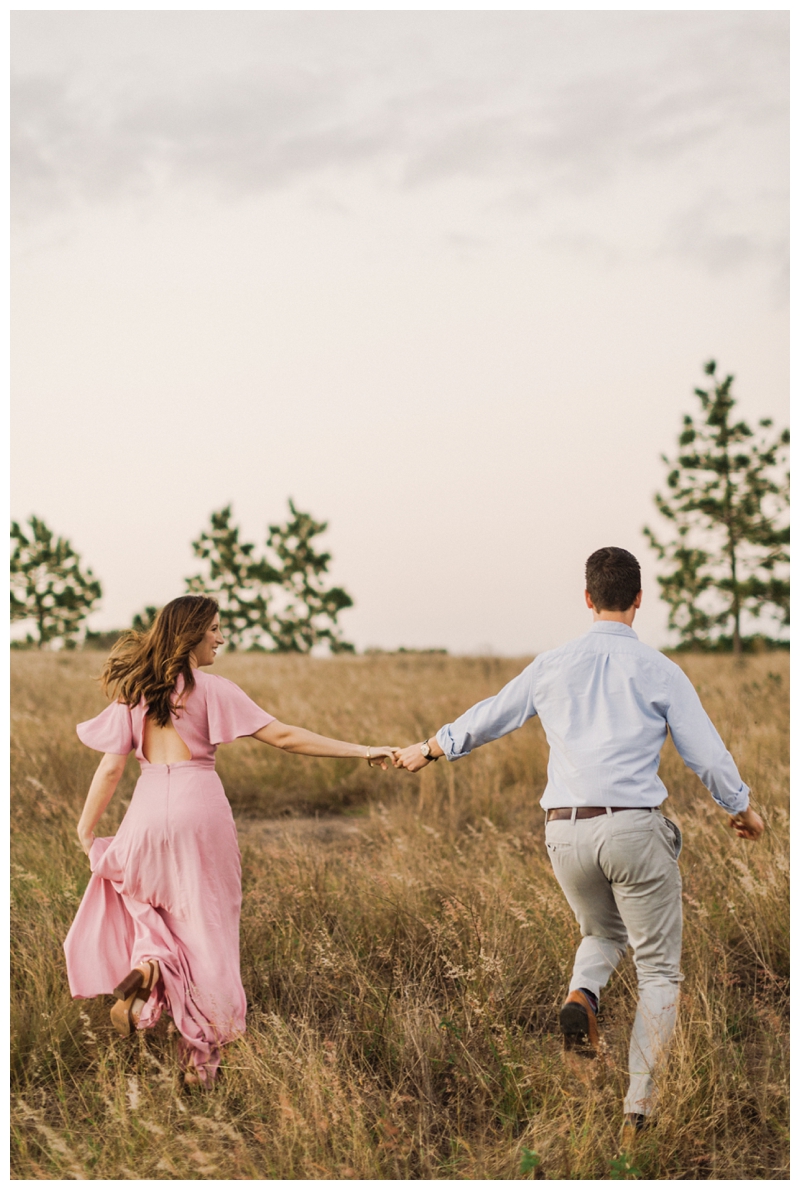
142 717 191 764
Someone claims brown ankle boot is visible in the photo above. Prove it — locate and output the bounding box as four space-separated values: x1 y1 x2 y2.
559 989 599 1058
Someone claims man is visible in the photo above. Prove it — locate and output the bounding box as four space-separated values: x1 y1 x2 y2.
393 546 763 1139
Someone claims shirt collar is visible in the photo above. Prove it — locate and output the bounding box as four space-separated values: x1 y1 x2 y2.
588 621 639 640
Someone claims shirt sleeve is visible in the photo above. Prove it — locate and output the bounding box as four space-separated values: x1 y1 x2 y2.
665 665 749 813
76 701 134 755
205 675 276 745
436 662 538 760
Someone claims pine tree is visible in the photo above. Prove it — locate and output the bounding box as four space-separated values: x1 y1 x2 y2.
185 506 278 651
185 502 354 653
10 516 103 648
644 361 789 653
266 500 355 654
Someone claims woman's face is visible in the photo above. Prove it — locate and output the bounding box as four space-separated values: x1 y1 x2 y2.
192 616 225 667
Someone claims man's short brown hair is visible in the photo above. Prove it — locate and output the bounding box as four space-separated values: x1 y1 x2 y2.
585 547 641 612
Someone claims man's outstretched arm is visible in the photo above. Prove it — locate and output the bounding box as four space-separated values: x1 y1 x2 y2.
666 665 764 840
394 663 537 772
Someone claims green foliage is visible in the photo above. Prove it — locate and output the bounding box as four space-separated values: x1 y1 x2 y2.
131 606 160 633
185 502 354 654
267 501 354 654
10 516 102 649
644 361 789 653
185 505 278 651
609 1151 642 1179
519 1146 541 1175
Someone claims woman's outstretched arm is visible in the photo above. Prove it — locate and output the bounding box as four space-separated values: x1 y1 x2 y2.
76 753 128 855
252 721 396 769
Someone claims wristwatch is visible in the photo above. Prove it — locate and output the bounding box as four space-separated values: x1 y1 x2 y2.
420 739 438 761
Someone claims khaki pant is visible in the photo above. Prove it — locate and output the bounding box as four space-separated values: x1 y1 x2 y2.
544 807 683 1115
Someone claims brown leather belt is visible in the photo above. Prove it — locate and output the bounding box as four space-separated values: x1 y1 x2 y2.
545 806 654 822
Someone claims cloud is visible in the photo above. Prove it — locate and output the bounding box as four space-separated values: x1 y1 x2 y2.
659 199 789 308
12 11 785 216
11 5 788 298
666 209 758 274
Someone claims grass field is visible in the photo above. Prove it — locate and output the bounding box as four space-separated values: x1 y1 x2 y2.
10 650 789 1179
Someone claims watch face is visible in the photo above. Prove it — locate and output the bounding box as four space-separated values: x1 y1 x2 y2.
420 742 430 757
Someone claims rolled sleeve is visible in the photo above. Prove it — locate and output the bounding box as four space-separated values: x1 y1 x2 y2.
436 663 537 761
666 667 750 813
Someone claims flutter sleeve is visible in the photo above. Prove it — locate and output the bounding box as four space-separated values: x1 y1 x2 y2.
76 701 134 755
205 675 276 745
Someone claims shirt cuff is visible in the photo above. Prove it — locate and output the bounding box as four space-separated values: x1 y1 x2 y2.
713 783 750 815
435 724 466 761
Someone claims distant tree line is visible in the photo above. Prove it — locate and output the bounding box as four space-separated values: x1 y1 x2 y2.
10 501 355 654
10 365 790 655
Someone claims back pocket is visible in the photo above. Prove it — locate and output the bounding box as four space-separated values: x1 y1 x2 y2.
610 809 655 836
544 821 574 853
546 840 573 854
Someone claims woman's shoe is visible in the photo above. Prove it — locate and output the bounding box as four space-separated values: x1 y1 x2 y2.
110 960 159 1038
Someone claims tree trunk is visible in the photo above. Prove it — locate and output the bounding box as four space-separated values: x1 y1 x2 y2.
730 544 741 656
721 424 741 657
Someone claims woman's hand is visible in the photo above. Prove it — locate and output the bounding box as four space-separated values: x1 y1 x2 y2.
77 827 95 856
366 746 399 771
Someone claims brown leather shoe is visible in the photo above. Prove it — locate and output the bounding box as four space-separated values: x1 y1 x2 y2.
559 989 599 1058
110 960 159 1038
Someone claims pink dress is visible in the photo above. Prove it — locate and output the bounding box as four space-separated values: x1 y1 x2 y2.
63 669 274 1083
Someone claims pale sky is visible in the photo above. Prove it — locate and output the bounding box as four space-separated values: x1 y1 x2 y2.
11 10 788 654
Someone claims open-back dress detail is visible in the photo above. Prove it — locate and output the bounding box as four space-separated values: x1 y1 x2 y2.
63 670 274 1084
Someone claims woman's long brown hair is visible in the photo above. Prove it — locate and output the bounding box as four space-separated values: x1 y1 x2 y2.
100 595 219 726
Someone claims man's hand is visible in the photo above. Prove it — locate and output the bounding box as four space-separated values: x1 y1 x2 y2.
728 805 765 841
393 744 434 773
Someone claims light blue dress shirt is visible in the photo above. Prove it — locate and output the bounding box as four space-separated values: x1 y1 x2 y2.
436 621 749 813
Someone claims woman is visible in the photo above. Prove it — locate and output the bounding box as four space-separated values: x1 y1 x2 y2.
64 595 396 1088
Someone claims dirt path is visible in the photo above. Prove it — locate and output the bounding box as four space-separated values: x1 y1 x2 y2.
235 813 368 852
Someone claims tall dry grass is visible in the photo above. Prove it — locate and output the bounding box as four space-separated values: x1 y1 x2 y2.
11 650 789 1179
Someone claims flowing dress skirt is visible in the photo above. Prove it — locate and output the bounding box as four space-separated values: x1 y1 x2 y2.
64 759 246 1083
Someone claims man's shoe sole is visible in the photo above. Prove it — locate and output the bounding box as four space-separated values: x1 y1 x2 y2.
559 989 602 1059
559 1000 597 1058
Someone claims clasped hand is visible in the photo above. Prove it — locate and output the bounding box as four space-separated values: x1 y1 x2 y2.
365 747 397 770
391 744 434 773
364 745 433 772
